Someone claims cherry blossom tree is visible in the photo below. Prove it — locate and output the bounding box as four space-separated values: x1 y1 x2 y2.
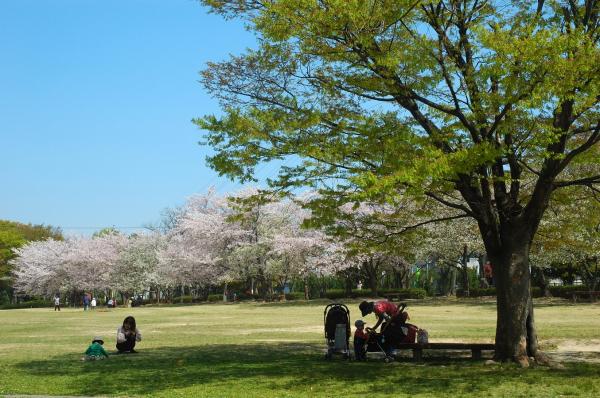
418 218 485 296
12 238 71 296
111 233 163 299
63 234 128 293
531 187 600 293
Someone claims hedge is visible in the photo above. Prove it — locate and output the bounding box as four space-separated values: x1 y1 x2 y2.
457 285 587 298
0 299 53 310
234 292 263 301
285 292 306 300
549 285 590 298
320 288 427 300
378 288 427 300
172 295 197 304
207 294 223 302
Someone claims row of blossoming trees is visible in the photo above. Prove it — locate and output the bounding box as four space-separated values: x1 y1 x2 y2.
10 187 492 303
10 189 351 302
12 185 597 304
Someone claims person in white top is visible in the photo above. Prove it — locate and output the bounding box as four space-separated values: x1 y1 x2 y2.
91 297 97 310
116 316 142 353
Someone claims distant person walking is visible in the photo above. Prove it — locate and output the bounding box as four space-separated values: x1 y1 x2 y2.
107 298 113 308
91 297 97 310
83 294 90 311
116 316 142 354
484 261 494 286
54 295 60 311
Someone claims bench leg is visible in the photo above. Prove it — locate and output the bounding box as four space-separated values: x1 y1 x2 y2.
412 348 422 361
472 349 482 360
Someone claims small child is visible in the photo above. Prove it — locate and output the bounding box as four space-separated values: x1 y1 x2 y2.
83 336 109 361
353 319 369 361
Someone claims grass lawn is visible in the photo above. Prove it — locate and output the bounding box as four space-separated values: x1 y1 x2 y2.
0 298 599 397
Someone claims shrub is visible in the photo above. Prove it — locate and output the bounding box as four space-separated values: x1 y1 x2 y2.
0 299 52 310
235 292 260 301
549 285 589 298
173 295 195 304
0 291 10 305
285 292 305 300
457 286 552 298
207 294 223 302
379 288 427 299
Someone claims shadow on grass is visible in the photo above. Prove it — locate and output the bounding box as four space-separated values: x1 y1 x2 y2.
15 342 600 397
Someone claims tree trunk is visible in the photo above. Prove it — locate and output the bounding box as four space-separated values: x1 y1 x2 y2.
304 276 309 300
344 276 353 297
449 267 457 296
461 266 470 297
462 245 470 297
492 242 539 365
362 259 379 297
532 266 552 297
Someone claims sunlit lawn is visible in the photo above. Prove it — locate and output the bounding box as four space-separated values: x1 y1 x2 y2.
0 298 599 397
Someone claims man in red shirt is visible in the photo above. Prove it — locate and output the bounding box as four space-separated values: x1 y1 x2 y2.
484 261 494 286
359 300 406 331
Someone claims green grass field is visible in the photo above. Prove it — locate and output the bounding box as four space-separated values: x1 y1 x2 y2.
0 298 599 397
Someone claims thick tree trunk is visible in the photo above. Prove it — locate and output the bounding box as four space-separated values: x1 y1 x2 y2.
492 241 539 365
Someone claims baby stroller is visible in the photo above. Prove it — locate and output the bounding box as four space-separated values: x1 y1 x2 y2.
323 303 351 360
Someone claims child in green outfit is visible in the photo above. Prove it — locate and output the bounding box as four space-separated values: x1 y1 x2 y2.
83 336 109 361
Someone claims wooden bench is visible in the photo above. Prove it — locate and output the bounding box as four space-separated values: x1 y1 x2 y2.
394 343 496 361
571 291 600 302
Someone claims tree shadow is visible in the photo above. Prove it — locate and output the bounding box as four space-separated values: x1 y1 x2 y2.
15 342 600 396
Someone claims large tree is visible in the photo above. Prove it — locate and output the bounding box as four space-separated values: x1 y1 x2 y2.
198 0 600 364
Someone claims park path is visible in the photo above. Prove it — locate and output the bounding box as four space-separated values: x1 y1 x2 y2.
548 339 600 363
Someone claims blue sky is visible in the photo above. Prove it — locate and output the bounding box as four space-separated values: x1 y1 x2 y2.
0 0 267 235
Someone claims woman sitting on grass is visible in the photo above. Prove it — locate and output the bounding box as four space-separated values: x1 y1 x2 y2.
116 315 142 354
